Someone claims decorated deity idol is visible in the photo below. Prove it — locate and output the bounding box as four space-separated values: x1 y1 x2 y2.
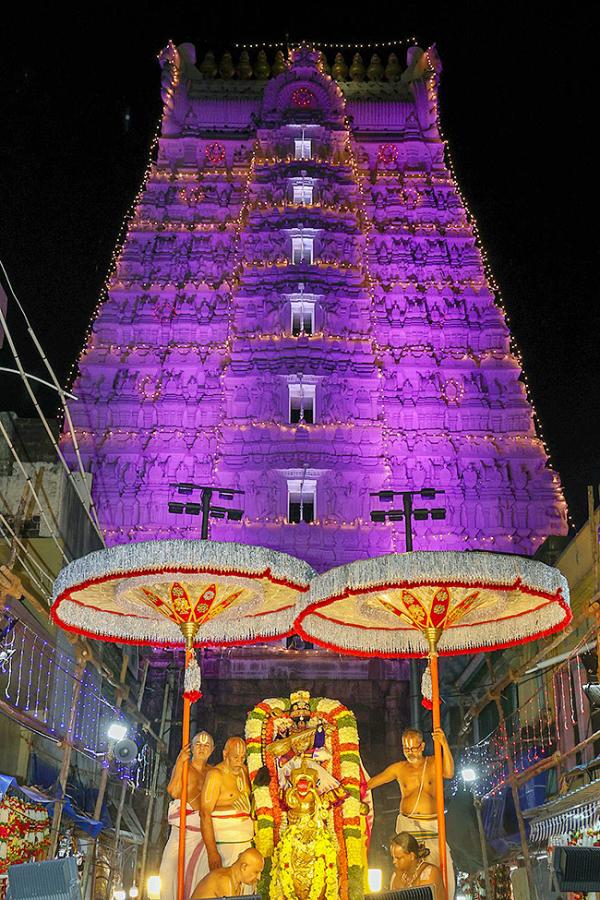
246 691 372 900
265 690 346 803
269 761 338 900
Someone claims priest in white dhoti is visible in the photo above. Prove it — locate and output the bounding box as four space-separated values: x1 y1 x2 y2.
199 737 254 894
159 731 214 900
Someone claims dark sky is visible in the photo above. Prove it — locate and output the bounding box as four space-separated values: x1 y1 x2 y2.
1 4 597 528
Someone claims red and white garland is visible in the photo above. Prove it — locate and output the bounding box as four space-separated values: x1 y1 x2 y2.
0 795 50 890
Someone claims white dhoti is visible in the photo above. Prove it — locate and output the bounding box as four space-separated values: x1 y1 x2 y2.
159 800 208 900
211 808 254 865
396 812 455 900
211 809 255 894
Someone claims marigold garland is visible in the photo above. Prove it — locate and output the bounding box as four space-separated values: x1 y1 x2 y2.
269 821 338 900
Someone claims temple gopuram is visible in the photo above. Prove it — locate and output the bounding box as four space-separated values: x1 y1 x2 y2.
64 43 566 573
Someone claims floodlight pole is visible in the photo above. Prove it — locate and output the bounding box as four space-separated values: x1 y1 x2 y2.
400 493 422 728
369 489 446 732
200 487 212 541
402 491 414 552
168 481 244 900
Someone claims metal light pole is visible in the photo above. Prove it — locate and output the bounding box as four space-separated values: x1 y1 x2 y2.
370 488 446 730
168 483 244 541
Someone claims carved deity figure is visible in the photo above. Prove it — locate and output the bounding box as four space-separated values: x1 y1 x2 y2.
269 762 338 900
265 690 346 804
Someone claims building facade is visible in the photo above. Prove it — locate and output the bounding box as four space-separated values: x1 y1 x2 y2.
64 43 567 573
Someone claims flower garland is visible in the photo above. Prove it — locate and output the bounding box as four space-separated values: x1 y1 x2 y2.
0 795 50 893
568 824 600 846
246 696 367 900
269 822 338 900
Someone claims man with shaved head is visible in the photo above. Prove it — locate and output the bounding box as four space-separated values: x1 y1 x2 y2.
200 737 254 891
191 847 264 898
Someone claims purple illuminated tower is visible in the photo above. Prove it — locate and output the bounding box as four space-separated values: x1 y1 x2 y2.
65 44 567 571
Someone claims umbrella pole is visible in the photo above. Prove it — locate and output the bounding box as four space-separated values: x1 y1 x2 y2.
426 629 448 899
178 625 198 900
177 691 191 900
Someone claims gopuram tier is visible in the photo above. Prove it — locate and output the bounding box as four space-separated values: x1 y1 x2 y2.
64 44 567 571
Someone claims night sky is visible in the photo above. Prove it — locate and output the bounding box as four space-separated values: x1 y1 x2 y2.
2 5 597 528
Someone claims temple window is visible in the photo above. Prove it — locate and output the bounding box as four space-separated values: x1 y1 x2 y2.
290 300 315 335
287 479 316 523
294 138 312 160
293 182 313 205
291 236 313 265
288 383 315 424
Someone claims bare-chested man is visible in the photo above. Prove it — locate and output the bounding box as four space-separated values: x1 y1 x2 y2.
200 736 254 886
368 727 455 899
159 731 214 900
191 847 264 898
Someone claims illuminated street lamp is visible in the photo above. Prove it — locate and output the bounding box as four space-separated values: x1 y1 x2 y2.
107 722 127 743
147 875 161 899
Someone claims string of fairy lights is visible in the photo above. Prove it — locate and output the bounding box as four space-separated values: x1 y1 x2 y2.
423 48 571 528
211 140 259 488
341 109 398 545
231 38 420 51
454 624 597 799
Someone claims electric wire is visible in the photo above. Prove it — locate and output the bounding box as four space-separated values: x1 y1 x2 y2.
0 511 55 587
0 417 70 564
0 521 49 596
0 262 105 546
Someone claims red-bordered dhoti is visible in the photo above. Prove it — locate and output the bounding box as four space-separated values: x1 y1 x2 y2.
159 801 208 900
211 808 254 865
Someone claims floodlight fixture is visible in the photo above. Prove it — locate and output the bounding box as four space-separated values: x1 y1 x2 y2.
431 508 446 520
185 503 201 516
107 722 127 742
147 876 161 900
367 868 383 892
388 510 404 522
210 506 227 519
370 510 386 523
226 508 244 522
413 508 429 520
168 501 185 514
420 487 437 499
176 483 196 495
